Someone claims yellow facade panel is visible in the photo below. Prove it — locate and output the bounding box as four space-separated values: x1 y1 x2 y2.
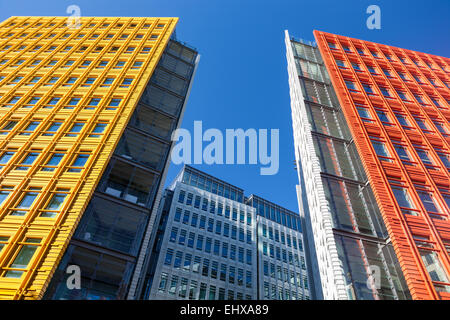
0 16 177 299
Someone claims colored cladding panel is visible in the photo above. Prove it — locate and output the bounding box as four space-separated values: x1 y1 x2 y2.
314 30 450 299
0 16 177 299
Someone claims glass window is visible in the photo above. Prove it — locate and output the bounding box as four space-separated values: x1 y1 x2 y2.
380 87 391 97
390 184 416 211
0 121 18 135
43 121 62 136
66 122 85 137
89 123 107 138
16 152 39 170
416 190 441 213
19 121 40 135
419 250 449 283
4 238 41 278
370 139 391 161
68 154 89 172
0 151 15 169
42 153 64 171
363 83 374 94
40 191 68 217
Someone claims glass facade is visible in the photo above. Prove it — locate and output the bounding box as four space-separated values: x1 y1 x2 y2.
143 166 310 300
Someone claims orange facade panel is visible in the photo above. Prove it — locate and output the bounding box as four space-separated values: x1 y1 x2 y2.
314 30 450 300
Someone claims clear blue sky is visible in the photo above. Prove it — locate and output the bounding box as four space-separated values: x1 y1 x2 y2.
1 0 449 212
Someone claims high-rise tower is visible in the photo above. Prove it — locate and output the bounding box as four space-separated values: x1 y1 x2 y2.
286 30 449 300
0 16 199 300
142 165 310 300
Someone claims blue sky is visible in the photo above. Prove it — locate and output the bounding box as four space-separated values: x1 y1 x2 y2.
1 0 449 212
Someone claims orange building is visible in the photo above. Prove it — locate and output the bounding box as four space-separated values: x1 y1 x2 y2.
314 31 450 299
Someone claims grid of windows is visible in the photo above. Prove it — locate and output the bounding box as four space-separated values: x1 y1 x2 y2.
315 30 450 300
0 16 178 299
149 168 310 300
289 34 413 300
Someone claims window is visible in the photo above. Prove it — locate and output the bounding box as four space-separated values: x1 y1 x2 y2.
433 121 448 135
390 183 416 214
68 153 90 172
0 151 15 169
83 78 96 86
4 96 21 107
0 121 18 135
9 187 41 216
63 60 74 68
40 189 69 217
336 59 345 68
3 238 41 278
352 62 361 71
44 97 60 108
419 250 449 284
181 210 190 225
414 117 429 131
158 273 168 292
367 65 377 74
86 98 100 110
41 152 64 171
88 123 107 138
363 83 374 94
26 97 41 106
80 60 91 68
0 235 9 252
398 72 408 81
132 61 143 69
97 60 108 68
66 122 85 137
114 61 126 68
63 77 77 86
356 106 372 121
436 151 450 169
120 78 133 88
394 113 411 128
416 189 441 214
396 90 409 101
66 98 80 109
393 142 412 163
42 121 62 136
102 78 114 87
107 98 121 110
16 151 40 170
0 186 13 206
164 249 174 265
19 121 40 136
370 138 391 161
414 146 434 168
328 42 337 49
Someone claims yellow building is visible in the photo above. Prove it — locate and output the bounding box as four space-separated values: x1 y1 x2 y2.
0 16 197 300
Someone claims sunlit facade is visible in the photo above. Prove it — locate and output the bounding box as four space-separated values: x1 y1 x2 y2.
286 29 450 300
0 16 198 300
